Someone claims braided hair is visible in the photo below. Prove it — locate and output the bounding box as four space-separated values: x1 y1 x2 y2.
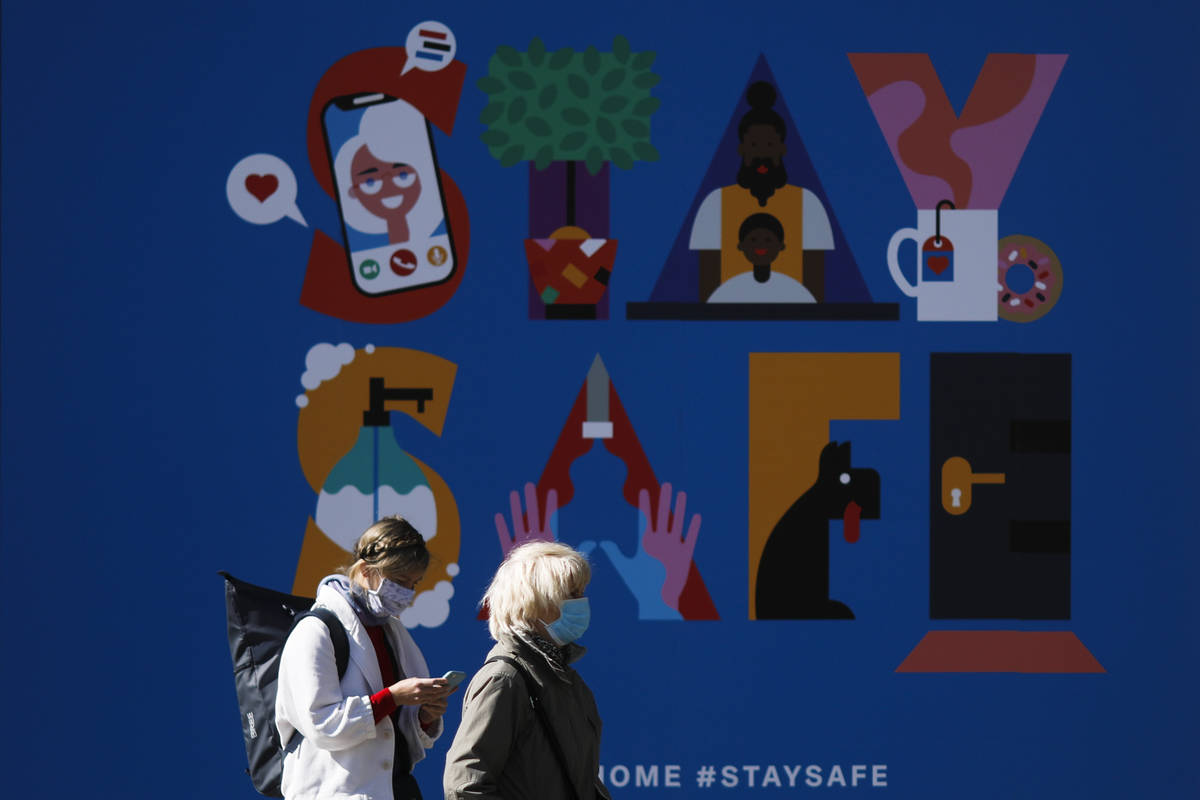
345 515 430 583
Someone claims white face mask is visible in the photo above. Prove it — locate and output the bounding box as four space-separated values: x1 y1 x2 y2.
363 577 416 618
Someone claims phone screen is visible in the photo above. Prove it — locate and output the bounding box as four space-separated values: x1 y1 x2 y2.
322 92 456 296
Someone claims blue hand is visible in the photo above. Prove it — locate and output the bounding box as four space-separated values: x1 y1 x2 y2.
596 514 682 620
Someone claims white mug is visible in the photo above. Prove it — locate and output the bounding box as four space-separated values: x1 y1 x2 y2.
886 208 998 321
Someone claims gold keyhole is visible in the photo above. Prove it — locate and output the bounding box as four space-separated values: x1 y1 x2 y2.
941 457 1006 515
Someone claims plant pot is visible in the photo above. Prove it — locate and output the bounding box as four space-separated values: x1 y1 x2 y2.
525 226 618 318
528 161 612 319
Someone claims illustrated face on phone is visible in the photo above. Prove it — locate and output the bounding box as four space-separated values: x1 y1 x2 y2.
322 92 456 296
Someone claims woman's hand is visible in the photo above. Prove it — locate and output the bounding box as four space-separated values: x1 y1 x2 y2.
418 691 454 727
388 676 450 706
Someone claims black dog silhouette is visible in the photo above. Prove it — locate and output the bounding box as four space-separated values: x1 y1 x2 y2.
756 441 880 619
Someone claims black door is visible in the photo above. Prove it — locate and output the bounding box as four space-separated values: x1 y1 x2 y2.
930 353 1071 619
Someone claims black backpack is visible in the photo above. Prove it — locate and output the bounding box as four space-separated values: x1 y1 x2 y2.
220 572 350 797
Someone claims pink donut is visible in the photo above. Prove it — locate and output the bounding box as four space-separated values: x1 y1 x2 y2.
997 235 1063 322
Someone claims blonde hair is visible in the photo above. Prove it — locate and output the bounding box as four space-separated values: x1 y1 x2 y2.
344 515 430 586
483 541 590 641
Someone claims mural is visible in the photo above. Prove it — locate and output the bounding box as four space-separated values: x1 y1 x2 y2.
748 353 901 619
226 153 308 229
997 234 1064 321
849 53 1067 322
628 57 898 320
928 353 1071 619
756 441 881 619
6 3 1195 797
484 355 717 620
896 353 1102 673
293 343 460 629
477 36 661 320
226 22 470 324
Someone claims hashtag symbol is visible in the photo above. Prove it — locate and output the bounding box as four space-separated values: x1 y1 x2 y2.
696 765 716 788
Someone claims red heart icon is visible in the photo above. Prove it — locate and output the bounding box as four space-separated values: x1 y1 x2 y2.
245 174 279 203
927 255 950 275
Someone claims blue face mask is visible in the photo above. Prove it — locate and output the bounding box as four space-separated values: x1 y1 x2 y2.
543 597 590 646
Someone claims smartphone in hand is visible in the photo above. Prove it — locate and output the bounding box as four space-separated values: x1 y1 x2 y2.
441 670 466 688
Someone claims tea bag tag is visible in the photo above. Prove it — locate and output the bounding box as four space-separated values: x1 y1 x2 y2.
921 235 954 282
922 199 956 282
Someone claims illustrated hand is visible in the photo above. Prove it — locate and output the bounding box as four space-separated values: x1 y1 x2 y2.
588 484 699 620
596 539 679 620
640 483 701 612
495 482 558 556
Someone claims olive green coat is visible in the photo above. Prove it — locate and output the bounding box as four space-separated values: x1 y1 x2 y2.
443 636 610 800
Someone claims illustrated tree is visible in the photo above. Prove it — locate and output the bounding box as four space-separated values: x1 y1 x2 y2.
478 35 661 318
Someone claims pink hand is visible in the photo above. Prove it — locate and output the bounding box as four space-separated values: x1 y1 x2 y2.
495 482 559 557
639 483 701 611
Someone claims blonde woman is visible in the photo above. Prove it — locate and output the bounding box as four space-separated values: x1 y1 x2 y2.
276 516 454 800
444 541 610 800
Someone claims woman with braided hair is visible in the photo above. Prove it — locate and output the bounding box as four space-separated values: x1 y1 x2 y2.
276 516 455 800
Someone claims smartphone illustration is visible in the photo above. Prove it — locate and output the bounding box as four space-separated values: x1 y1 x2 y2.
322 92 457 296
441 670 466 688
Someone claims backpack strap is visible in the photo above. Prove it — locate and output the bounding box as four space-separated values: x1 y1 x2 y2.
292 607 350 679
282 609 350 756
485 655 580 800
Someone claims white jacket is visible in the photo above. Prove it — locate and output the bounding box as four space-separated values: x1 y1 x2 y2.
275 576 442 800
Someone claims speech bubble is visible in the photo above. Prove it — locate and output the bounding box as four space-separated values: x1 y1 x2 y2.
401 21 457 76
226 153 307 227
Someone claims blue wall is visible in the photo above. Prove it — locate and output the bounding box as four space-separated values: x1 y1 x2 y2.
2 0 1196 797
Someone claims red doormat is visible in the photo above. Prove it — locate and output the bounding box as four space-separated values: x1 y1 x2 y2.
896 630 1104 673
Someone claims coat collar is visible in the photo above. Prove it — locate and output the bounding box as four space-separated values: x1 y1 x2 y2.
501 634 586 685
316 576 386 690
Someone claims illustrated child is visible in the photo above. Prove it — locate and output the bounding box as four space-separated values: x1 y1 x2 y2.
707 213 816 303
